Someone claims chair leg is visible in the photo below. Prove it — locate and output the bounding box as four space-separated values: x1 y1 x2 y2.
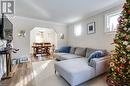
55 69 56 74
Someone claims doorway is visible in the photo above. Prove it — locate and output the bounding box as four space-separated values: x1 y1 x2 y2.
30 27 57 54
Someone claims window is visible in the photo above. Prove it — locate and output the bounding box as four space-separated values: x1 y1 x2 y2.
35 32 44 43
105 11 120 32
74 24 82 36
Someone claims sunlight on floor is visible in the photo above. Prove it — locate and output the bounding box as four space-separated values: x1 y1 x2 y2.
15 60 52 86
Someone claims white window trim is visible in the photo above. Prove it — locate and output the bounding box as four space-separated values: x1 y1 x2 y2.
105 10 121 33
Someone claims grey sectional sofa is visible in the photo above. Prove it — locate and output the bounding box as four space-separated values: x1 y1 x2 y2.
54 47 86 61
54 47 110 86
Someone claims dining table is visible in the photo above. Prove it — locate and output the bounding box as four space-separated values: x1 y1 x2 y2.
32 45 52 57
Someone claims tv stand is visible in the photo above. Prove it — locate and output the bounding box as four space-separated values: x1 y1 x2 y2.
0 47 19 80
0 48 12 79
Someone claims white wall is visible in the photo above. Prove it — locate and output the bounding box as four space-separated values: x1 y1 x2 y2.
67 5 122 50
9 16 67 58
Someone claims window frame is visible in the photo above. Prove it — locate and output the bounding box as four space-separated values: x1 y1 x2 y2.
105 10 121 33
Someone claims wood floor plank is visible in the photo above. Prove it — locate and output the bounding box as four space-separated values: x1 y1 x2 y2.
0 62 36 86
0 56 53 86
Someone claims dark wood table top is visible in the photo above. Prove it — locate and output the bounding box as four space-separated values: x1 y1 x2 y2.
32 45 52 48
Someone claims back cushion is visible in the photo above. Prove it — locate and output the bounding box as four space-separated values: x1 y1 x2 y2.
74 47 86 57
86 48 97 58
58 46 71 53
70 47 76 54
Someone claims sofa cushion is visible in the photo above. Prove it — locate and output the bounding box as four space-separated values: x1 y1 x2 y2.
58 46 71 53
70 47 76 54
54 53 81 61
74 47 86 57
86 48 97 58
54 53 68 60
55 58 95 86
58 54 82 60
88 50 107 62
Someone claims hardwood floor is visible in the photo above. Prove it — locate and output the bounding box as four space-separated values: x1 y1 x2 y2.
0 57 108 86
0 56 54 86
0 62 36 86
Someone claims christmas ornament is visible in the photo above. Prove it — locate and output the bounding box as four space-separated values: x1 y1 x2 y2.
110 62 115 67
123 27 127 31
115 67 120 73
120 58 126 63
123 41 128 45
126 45 130 49
120 64 125 68
124 35 129 41
124 19 128 22
128 10 130 14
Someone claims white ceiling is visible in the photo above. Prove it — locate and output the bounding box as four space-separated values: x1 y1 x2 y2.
15 0 124 24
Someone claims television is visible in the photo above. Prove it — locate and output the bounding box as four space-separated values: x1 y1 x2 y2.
0 14 13 41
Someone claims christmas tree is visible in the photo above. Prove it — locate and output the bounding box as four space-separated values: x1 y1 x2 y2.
107 0 130 85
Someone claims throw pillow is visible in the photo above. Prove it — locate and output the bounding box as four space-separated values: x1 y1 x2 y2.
74 47 86 57
86 48 97 58
88 50 107 62
70 47 76 54
58 46 71 53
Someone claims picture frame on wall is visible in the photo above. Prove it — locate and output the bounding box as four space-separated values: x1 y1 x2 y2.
87 22 95 34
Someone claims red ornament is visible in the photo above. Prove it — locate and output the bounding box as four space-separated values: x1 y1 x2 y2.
125 35 129 41
115 67 120 73
120 64 125 68
128 10 130 14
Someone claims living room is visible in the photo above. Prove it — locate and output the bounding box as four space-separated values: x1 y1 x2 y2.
0 0 130 86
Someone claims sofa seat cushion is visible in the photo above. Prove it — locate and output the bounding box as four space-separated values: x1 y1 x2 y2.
54 53 68 60
58 54 82 60
54 53 68 56
55 58 95 86
54 53 81 61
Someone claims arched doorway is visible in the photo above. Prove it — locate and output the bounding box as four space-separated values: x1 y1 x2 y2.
30 27 57 54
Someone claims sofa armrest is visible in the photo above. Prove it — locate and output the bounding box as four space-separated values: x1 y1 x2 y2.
89 56 110 76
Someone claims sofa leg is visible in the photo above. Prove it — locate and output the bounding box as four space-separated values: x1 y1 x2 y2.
55 69 56 74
